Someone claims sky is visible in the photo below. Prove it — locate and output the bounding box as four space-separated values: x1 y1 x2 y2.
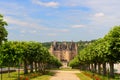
0 0 120 42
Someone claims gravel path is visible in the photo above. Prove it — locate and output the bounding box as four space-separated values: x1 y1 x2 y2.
50 70 80 80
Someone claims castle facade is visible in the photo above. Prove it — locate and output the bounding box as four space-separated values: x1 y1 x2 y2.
49 41 77 67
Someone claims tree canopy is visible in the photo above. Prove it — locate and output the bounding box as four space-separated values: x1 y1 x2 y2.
69 25 120 78
1 41 62 74
0 14 8 45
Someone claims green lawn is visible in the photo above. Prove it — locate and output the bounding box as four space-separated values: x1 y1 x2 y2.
76 73 92 80
0 71 21 80
0 71 54 80
31 75 51 80
76 71 120 80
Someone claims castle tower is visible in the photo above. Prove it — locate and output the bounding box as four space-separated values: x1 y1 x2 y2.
49 41 77 67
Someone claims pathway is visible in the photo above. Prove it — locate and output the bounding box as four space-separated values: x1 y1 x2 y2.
50 70 80 80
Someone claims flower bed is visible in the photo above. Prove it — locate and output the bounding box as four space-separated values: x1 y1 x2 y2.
82 72 101 80
20 73 42 80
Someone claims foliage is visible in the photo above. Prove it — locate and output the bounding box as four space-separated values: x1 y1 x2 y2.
70 25 120 78
42 42 52 49
0 14 8 45
104 26 120 62
77 40 95 51
0 41 62 74
0 14 8 66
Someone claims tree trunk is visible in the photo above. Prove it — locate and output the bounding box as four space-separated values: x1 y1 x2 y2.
38 62 40 72
91 64 94 72
24 60 28 74
102 62 106 76
88 64 90 71
39 62 46 74
35 62 37 72
98 63 101 74
94 63 97 73
40 63 43 73
8 66 10 77
85 64 88 71
89 64 92 71
30 62 33 73
18 63 20 80
109 62 114 78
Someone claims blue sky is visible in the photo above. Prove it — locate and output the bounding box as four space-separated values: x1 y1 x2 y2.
0 0 120 42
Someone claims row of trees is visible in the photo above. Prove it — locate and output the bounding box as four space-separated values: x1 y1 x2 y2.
0 41 62 74
69 26 120 78
0 14 62 76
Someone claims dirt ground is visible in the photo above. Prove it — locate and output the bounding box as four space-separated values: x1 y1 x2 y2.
50 70 80 80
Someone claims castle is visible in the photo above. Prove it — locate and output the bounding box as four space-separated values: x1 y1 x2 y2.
49 41 77 67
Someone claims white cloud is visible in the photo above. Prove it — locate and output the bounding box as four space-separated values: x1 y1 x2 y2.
49 28 70 33
20 30 38 34
0 2 29 17
94 12 105 17
21 30 26 33
29 30 37 34
47 33 57 36
4 16 48 30
60 29 69 32
32 0 59 8
61 0 85 7
71 25 85 28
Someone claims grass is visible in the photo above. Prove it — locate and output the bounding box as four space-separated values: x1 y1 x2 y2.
97 73 120 80
0 71 22 80
0 70 55 80
76 73 92 80
31 75 51 80
77 71 120 80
